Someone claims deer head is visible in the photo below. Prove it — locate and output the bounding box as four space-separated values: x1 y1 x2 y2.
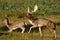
26 4 38 19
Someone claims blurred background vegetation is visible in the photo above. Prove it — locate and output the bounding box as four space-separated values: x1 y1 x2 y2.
0 0 60 26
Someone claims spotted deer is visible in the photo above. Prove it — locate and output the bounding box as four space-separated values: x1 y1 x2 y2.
26 5 56 38
4 17 26 33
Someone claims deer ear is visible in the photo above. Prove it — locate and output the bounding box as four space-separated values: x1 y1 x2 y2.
32 4 38 13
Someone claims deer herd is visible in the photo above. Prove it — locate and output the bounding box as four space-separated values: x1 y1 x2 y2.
3 4 56 38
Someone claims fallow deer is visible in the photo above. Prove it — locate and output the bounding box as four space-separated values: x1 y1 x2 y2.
4 17 26 33
26 5 56 38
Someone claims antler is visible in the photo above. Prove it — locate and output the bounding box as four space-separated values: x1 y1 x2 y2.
27 4 38 13
28 7 30 13
32 4 38 13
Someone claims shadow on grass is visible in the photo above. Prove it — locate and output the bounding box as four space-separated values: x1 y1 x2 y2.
0 26 9 31
55 22 60 26
0 26 9 36
0 32 8 36
25 24 39 32
25 24 46 33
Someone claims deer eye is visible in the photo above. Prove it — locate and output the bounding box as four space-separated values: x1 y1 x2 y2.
29 14 31 15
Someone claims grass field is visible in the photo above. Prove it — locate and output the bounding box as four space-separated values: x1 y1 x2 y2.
0 0 60 40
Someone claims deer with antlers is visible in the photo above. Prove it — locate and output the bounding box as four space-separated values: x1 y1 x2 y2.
26 5 56 38
4 17 26 33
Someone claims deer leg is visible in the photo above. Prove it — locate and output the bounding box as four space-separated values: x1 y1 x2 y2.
39 27 42 36
48 28 56 38
20 27 25 33
28 25 36 33
53 30 56 38
52 28 56 38
8 29 12 32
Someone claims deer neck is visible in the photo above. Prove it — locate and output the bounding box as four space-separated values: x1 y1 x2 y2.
4 19 10 27
27 15 36 25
